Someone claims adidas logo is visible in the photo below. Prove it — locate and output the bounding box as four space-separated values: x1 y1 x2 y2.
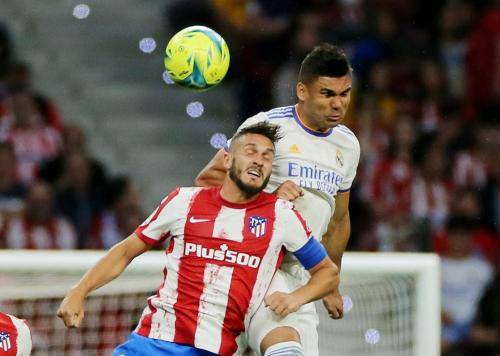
288 144 301 154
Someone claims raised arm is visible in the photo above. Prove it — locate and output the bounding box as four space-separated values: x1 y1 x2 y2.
57 234 151 327
195 148 227 187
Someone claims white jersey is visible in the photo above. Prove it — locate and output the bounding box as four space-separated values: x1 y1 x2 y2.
235 104 360 243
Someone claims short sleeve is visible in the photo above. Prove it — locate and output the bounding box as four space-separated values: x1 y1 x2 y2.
135 188 182 245
339 138 361 192
281 206 327 269
281 207 312 252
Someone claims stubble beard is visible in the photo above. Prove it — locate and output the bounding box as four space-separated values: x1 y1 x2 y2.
229 160 270 199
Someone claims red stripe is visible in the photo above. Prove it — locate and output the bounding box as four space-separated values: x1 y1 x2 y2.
0 312 18 355
135 188 181 242
173 188 222 346
219 197 277 355
292 208 312 237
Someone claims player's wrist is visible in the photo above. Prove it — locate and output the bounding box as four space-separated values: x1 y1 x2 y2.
69 284 89 299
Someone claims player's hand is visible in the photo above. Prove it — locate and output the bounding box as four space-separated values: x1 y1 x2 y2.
57 289 86 328
264 291 301 317
273 180 304 201
322 289 343 319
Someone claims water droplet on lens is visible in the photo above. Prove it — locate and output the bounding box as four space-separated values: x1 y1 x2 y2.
73 4 90 19
139 38 156 53
364 329 380 345
210 133 227 149
186 101 204 118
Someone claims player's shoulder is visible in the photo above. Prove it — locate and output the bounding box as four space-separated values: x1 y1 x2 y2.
333 125 360 150
240 105 294 129
264 105 295 121
274 199 312 234
165 186 204 201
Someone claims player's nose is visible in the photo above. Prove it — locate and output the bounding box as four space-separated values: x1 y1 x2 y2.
330 97 342 110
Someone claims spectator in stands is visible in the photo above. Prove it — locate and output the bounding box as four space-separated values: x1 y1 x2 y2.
465 5 500 121
418 59 455 133
54 152 106 249
39 123 107 188
366 118 415 251
411 143 450 232
0 91 61 183
1 61 63 131
0 142 26 216
441 217 493 355
87 177 143 249
0 181 76 249
439 0 475 100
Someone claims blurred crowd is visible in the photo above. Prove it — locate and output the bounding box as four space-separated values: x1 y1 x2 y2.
0 0 498 354
0 23 145 251
166 0 499 354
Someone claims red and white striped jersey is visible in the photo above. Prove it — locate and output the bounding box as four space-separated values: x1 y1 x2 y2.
0 312 32 356
134 186 313 355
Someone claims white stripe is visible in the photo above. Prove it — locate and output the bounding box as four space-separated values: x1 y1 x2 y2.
267 106 293 114
213 206 245 242
147 190 196 340
6 338 10 351
244 202 283 320
194 263 234 353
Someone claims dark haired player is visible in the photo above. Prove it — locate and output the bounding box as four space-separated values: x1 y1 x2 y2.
58 123 338 355
197 44 360 355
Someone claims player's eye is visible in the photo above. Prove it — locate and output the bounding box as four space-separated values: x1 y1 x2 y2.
262 153 273 161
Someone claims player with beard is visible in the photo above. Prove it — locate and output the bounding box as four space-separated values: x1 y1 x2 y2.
58 122 339 355
196 44 360 355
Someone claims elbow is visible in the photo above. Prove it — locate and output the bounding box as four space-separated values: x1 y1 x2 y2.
194 174 207 187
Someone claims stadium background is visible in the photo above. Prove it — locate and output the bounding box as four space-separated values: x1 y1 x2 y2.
0 0 498 355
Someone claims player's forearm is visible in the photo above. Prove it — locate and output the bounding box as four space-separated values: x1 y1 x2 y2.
71 240 139 297
322 213 351 270
291 259 339 306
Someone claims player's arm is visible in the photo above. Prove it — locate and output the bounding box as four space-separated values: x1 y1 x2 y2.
266 238 339 317
57 234 151 327
195 148 227 187
320 191 351 319
322 191 351 270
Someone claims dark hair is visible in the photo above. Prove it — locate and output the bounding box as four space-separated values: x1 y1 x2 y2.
447 216 476 234
230 122 282 150
298 43 352 84
106 176 131 207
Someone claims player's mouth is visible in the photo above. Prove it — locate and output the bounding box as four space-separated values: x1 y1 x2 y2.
246 168 262 179
327 114 342 122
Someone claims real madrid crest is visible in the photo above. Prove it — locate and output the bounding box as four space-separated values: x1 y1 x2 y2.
336 149 344 167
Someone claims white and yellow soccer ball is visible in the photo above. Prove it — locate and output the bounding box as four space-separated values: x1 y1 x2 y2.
164 25 230 90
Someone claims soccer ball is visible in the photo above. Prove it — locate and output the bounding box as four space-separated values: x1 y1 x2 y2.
164 26 230 90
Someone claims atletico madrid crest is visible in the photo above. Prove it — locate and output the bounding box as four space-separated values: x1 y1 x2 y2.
0 331 12 352
249 216 267 238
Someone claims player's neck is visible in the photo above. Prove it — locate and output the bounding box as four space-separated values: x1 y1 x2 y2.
296 103 328 133
219 180 260 205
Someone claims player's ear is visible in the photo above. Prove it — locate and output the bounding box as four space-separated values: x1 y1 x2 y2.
296 82 307 101
222 150 232 171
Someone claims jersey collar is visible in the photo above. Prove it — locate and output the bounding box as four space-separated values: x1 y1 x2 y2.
292 105 333 137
